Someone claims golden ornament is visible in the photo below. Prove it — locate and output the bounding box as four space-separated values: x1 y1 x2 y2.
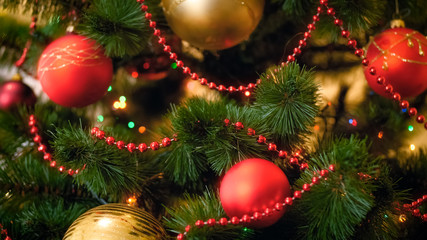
161 0 265 50
63 204 166 240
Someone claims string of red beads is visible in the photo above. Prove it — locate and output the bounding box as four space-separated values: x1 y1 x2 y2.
0 223 12 240
402 195 427 222
175 165 336 240
321 3 427 130
224 119 307 170
90 127 176 153
28 115 83 175
136 0 319 95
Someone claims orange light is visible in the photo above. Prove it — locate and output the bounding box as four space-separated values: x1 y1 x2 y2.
378 131 383 139
244 91 251 97
314 125 320 131
138 126 146 134
131 71 139 78
327 102 332 106
127 195 137 206
113 101 120 109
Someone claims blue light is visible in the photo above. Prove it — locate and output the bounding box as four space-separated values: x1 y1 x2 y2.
349 119 353 124
402 109 407 113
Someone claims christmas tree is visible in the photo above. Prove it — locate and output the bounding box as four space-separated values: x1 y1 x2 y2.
1 0 427 239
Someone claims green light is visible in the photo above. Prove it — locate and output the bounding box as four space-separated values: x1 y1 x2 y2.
107 86 112 92
119 96 126 102
384 214 389 218
171 62 177 69
243 227 249 232
97 115 104 122
408 125 414 132
128 121 135 129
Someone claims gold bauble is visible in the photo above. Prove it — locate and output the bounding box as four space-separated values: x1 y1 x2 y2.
161 0 265 50
63 204 166 240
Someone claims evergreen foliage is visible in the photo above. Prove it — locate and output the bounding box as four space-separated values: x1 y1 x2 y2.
78 0 151 57
295 136 380 240
161 98 268 188
51 124 143 199
14 200 93 240
254 63 319 147
165 190 254 240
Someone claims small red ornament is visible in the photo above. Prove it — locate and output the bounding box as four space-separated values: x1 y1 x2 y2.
364 27 427 98
37 34 113 107
0 77 36 111
219 158 291 228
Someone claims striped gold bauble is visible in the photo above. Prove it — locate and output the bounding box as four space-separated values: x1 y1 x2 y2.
63 204 166 240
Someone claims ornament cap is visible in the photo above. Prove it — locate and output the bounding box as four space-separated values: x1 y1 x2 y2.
390 19 405 28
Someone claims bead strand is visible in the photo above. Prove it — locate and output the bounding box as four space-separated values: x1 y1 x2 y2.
175 165 336 240
402 195 427 222
137 0 321 96
90 127 177 153
223 119 307 169
323 3 427 131
28 115 83 175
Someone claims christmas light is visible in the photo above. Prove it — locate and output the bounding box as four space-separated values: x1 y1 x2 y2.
127 195 137 206
132 71 139 78
113 101 121 109
378 131 383 139
143 62 150 69
119 96 126 102
244 91 251 97
314 125 320 131
97 115 104 122
399 214 407 223
128 121 135 129
410 144 416 151
139 126 146 134
119 102 127 109
171 62 177 69
408 125 414 132
107 86 112 92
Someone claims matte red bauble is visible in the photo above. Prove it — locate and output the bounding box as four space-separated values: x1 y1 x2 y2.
219 158 291 228
37 35 113 107
364 27 427 98
0 80 36 111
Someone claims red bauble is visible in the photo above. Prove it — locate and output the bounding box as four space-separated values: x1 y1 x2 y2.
364 27 427 98
219 158 291 228
37 35 113 107
0 80 36 110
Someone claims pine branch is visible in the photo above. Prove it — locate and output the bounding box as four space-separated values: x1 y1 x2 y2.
160 98 266 188
354 168 407 240
294 135 380 240
253 62 319 147
14 199 95 240
50 124 144 199
164 190 255 240
78 0 155 57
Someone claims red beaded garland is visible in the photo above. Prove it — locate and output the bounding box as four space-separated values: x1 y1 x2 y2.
176 165 336 239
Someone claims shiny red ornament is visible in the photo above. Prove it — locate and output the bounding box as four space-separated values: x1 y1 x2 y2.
219 158 291 228
364 27 427 98
0 80 36 111
37 34 113 107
